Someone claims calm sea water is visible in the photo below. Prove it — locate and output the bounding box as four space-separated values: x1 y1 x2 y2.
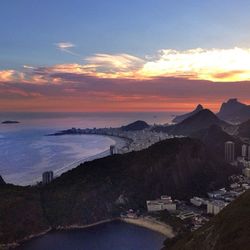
0 112 174 185
17 221 166 250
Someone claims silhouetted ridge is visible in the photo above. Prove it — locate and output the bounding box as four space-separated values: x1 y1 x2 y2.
155 109 228 136
172 104 204 123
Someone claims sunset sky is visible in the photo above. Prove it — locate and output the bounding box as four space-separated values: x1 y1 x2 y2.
1 0 250 112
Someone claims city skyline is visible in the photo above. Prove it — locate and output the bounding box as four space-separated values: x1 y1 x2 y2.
1 1 250 112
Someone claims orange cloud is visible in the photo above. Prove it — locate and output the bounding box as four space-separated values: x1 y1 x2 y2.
2 47 250 84
0 70 19 82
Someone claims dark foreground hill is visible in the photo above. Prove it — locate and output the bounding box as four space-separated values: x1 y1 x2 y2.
163 190 250 250
172 104 204 124
0 138 237 247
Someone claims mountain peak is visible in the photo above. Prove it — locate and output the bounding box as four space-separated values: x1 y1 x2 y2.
218 98 250 123
172 104 204 123
168 109 228 136
196 104 203 110
180 109 222 125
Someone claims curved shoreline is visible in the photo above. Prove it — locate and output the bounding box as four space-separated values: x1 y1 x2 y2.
7 217 174 249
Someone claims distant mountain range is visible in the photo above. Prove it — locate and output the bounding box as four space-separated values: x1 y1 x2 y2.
172 104 204 123
121 120 149 131
173 98 250 124
155 109 229 136
0 137 237 247
217 98 250 123
163 189 250 250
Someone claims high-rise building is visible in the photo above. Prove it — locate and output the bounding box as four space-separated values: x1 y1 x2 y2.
225 141 235 162
42 171 53 185
242 144 248 158
110 145 117 155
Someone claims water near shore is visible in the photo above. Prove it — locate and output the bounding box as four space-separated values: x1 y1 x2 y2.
16 221 166 250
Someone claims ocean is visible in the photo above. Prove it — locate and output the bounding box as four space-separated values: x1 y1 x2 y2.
0 112 175 185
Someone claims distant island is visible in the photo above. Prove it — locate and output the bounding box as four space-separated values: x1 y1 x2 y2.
1 120 20 124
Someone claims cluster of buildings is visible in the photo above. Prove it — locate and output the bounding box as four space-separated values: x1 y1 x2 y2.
190 179 250 215
67 126 174 154
143 174 250 231
117 130 180 152
190 190 229 215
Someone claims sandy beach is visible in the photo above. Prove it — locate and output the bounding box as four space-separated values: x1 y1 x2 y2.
120 217 175 238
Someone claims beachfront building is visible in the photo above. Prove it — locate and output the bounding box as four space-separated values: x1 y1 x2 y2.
146 196 176 212
42 171 53 185
207 200 228 215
